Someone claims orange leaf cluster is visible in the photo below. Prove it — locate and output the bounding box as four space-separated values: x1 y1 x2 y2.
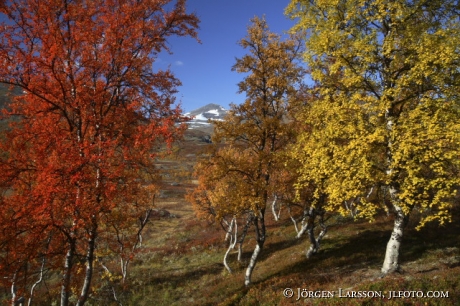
0 0 198 304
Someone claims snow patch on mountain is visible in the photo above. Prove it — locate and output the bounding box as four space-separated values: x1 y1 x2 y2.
184 103 228 128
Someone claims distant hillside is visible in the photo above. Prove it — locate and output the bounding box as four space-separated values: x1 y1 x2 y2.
0 84 23 133
0 83 22 111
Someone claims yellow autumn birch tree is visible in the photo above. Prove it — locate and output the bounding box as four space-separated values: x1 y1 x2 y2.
287 0 460 274
188 16 305 286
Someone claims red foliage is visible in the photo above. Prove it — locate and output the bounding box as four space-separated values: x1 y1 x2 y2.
0 0 199 304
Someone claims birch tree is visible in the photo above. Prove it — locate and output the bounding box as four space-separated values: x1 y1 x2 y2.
0 0 199 304
287 0 460 274
188 16 305 286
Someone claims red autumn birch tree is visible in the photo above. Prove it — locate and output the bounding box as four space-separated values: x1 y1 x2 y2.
0 0 198 305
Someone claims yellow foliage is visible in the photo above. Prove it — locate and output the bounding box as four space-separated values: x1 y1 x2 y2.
188 16 306 222
287 0 460 227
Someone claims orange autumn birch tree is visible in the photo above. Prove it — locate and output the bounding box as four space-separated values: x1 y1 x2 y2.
0 0 198 305
188 16 305 286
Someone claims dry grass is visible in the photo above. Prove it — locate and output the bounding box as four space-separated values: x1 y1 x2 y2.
2 126 459 305
119 184 460 305
117 129 460 305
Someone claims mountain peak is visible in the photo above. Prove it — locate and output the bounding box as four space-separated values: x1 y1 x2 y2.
185 103 226 116
184 103 228 128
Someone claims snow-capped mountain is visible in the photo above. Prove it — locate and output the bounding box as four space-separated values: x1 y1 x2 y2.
184 103 228 127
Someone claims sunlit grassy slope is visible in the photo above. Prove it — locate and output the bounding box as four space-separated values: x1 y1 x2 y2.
123 128 460 306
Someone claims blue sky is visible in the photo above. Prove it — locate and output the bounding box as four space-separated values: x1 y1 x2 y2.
156 0 297 113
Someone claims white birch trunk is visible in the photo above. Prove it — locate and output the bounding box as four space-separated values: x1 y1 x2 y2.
288 206 308 238
381 110 408 274
120 258 128 285
28 235 52 306
344 198 358 217
306 214 327 258
296 222 309 238
222 218 232 242
271 195 281 221
223 243 233 274
289 210 300 234
237 243 243 262
99 262 123 306
75 115 100 305
244 213 265 286
289 206 312 239
295 210 310 239
244 242 262 286
223 217 237 273
61 116 83 306
11 271 18 306
28 256 46 306
381 201 408 274
121 208 152 284
76 218 97 306
61 239 75 306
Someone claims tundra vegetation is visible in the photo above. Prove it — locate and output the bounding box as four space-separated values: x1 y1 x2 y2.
0 0 459 305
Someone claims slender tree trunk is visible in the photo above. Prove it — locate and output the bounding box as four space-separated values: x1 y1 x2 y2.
305 227 317 258
61 117 81 306
381 199 408 274
271 195 281 221
223 218 233 242
11 270 18 306
244 211 265 286
29 234 51 306
120 208 152 284
244 242 262 286
237 215 252 262
237 244 243 262
61 239 76 306
306 210 327 258
223 217 237 273
75 116 101 305
381 110 409 274
223 242 233 273
292 207 310 238
99 262 123 305
28 256 46 306
76 220 97 306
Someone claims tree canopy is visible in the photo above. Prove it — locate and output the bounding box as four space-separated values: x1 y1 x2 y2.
286 0 460 274
0 0 199 304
